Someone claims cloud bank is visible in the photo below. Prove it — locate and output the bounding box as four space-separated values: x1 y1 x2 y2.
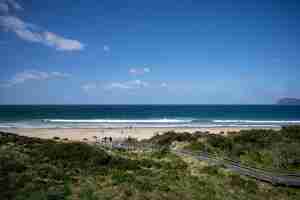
0 1 84 51
129 67 150 75
1 70 71 87
161 82 167 87
103 45 110 52
81 83 97 92
106 80 149 90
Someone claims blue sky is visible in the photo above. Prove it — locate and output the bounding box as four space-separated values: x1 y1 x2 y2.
0 0 299 104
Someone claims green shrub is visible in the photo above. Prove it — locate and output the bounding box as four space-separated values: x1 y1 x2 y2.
0 148 29 199
109 156 140 170
2 129 300 200
79 185 98 200
185 141 207 152
34 142 111 169
150 131 195 147
111 171 135 185
206 135 232 152
200 165 220 175
151 146 170 159
282 126 300 141
229 174 258 193
36 163 65 180
272 142 300 169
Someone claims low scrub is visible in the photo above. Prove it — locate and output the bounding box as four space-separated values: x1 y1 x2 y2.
1 130 300 200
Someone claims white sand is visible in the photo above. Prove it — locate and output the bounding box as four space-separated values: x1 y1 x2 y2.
0 127 279 142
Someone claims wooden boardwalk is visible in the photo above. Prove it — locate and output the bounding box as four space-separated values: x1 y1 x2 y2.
106 142 300 187
175 150 300 187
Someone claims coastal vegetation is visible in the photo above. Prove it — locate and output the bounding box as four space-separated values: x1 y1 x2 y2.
1 128 300 200
149 126 300 171
189 127 300 171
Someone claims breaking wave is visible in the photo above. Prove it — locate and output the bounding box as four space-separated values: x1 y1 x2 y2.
213 120 300 124
43 118 194 124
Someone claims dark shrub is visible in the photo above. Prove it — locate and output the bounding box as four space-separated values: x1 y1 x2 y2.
35 142 111 169
206 135 232 151
111 171 135 185
109 156 140 170
150 131 195 147
229 174 258 193
282 126 300 141
273 142 300 169
0 148 28 199
151 146 170 159
200 165 220 175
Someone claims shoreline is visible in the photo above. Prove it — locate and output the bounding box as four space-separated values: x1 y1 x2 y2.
0 127 280 142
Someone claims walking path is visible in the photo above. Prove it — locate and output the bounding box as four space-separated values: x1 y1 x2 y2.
106 141 300 187
175 150 300 187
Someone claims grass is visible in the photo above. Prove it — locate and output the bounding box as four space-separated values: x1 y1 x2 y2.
1 129 300 200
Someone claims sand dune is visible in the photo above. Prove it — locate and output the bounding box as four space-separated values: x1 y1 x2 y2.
0 127 279 142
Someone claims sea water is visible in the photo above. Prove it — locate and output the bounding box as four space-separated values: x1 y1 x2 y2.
0 105 300 128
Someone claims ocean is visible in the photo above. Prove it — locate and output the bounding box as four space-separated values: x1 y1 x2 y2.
0 105 300 128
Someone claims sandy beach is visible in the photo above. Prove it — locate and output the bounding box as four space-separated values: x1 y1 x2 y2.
0 127 280 142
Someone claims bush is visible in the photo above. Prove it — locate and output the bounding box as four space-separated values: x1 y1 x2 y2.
229 174 258 193
200 166 220 175
109 156 140 170
150 131 195 147
0 148 28 199
0 132 112 199
151 146 170 159
282 126 300 141
206 135 232 152
273 142 300 169
34 142 111 169
180 127 300 170
111 170 135 185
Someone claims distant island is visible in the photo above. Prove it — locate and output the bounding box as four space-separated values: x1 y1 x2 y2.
277 98 300 105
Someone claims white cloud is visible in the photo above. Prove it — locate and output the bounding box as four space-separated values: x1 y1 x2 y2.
143 67 150 73
106 80 149 90
132 79 148 87
129 68 137 74
1 70 71 87
103 45 110 52
81 83 97 92
129 67 151 75
109 82 131 89
43 31 84 51
161 82 167 87
51 71 71 78
0 0 22 13
0 14 84 51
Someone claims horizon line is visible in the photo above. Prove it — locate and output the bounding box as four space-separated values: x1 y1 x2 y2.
0 103 286 106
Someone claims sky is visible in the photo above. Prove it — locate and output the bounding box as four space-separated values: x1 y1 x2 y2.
0 0 299 104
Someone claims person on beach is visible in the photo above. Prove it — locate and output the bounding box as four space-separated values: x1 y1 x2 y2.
93 136 98 144
102 137 107 144
109 137 112 147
